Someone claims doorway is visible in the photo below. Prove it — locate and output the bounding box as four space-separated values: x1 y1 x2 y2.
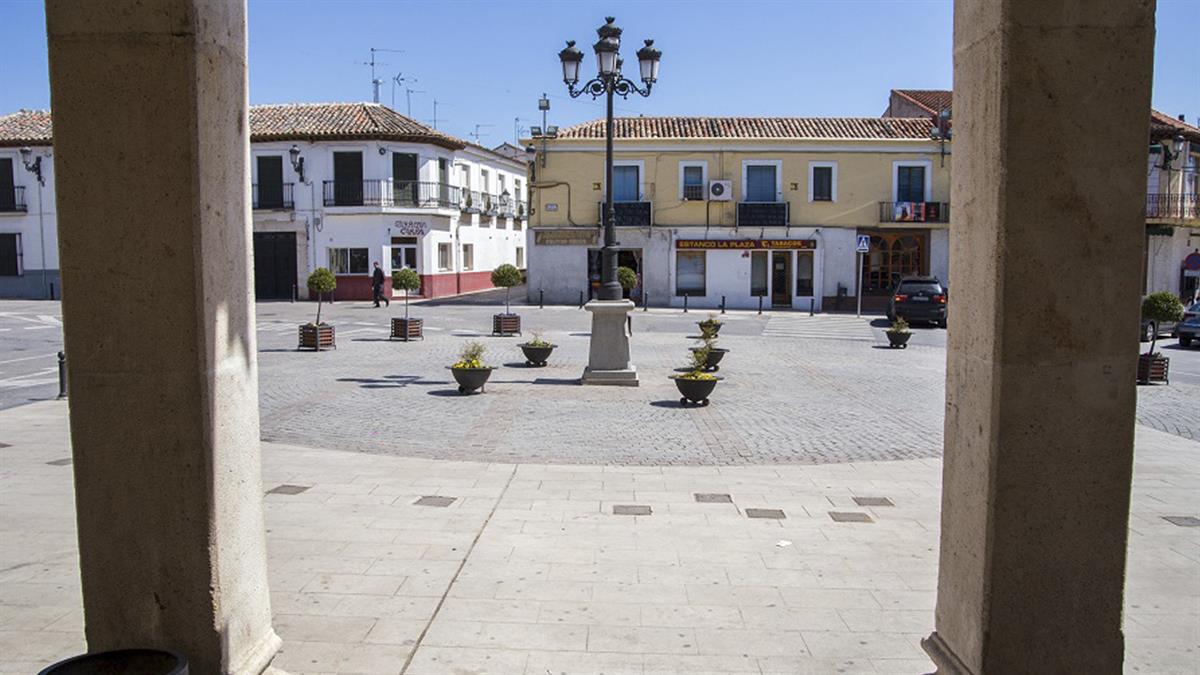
587 248 643 300
771 251 791 308
252 232 297 300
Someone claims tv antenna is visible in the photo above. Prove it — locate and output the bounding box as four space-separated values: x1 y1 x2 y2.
427 99 448 130
361 47 404 103
404 88 426 118
514 117 532 144
469 124 494 144
390 72 418 111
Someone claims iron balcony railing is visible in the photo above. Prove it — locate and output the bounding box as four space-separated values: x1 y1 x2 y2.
516 201 528 219
878 201 951 223
480 192 498 216
252 182 294 210
683 184 705 201
0 186 27 213
460 189 482 213
736 201 789 227
597 201 653 228
391 181 460 208
1145 193 1199 219
322 180 460 208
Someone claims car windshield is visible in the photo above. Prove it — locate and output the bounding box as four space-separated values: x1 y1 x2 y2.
897 281 943 295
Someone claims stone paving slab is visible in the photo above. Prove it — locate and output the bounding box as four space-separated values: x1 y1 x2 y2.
2 402 1198 673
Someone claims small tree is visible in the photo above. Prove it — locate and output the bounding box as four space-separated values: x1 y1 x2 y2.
1142 291 1185 355
391 268 421 320
491 263 523 314
617 266 638 297
307 268 337 325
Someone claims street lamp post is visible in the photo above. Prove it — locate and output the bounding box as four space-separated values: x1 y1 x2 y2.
558 17 661 386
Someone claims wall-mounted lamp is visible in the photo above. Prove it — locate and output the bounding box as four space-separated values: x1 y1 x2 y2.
289 144 306 183
929 109 952 167
19 147 44 186
1158 133 1187 170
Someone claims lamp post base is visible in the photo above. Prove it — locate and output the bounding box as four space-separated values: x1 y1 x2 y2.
581 299 639 386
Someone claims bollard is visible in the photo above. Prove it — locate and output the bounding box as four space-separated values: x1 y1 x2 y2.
809 298 814 316
49 283 56 301
720 296 726 314
683 294 689 313
643 291 648 312
758 296 763 315
627 315 633 335
579 290 585 309
539 288 544 309
57 351 67 399
292 283 297 303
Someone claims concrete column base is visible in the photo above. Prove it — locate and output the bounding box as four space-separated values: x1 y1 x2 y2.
921 632 973 675
581 300 639 386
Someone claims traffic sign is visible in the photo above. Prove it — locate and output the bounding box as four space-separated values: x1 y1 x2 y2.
855 235 871 253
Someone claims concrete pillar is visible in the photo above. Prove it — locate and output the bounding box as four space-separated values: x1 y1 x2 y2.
924 1 1156 673
46 1 279 673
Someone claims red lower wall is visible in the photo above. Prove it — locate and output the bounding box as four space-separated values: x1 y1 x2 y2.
330 271 496 301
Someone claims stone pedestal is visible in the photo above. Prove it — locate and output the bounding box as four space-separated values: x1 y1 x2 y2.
581 300 638 386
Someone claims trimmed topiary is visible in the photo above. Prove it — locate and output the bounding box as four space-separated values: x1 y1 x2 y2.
617 266 638 293
307 267 337 325
392 268 421 320
1142 291 1185 355
492 263 523 314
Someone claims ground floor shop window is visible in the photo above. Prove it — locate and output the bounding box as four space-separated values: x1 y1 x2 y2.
750 251 768 296
676 250 706 296
328 247 369 274
462 244 474 270
0 233 21 276
795 251 814 296
516 247 525 268
438 243 452 271
862 232 927 293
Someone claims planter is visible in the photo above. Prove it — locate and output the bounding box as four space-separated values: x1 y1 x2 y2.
689 346 729 371
886 331 912 349
519 343 556 367
450 366 494 394
698 320 722 336
493 313 521 336
1137 353 1169 384
670 374 723 406
390 317 424 341
298 323 335 351
40 649 188 675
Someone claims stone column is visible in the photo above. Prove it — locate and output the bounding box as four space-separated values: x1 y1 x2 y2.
923 1 1155 673
582 300 639 385
46 1 279 673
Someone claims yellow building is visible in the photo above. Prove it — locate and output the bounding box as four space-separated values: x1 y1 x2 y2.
525 115 951 311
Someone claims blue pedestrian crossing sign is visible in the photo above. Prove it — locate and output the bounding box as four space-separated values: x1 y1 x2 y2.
855 235 871 253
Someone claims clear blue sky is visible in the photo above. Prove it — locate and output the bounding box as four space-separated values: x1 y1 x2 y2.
2 0 1197 146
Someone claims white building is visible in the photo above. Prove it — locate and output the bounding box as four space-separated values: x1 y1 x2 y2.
0 103 529 300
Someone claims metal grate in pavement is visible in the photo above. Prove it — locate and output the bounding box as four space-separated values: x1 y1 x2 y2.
745 508 786 519
613 504 652 516
852 497 894 507
414 496 456 507
267 484 311 495
829 511 874 523
694 493 733 503
1162 516 1200 527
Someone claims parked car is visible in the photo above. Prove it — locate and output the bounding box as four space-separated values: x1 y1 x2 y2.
887 276 947 328
1178 314 1200 348
1140 300 1196 342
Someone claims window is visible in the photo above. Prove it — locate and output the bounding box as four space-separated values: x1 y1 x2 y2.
612 165 640 202
0 233 21 276
332 151 364 206
0 158 17 211
516 247 525 268
255 156 284 209
795 252 814 296
480 169 489 194
895 163 927 203
744 163 779 202
328 247 369 274
681 162 706 200
462 244 474 270
750 250 768 297
809 162 836 202
438 243 452 271
676 250 706 296
393 152 419 205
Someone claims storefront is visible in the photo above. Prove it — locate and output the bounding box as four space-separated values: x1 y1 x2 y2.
671 237 821 311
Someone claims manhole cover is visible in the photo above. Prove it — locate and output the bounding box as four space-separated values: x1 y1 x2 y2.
694 493 733 503
267 484 311 495
829 511 873 523
414 496 456 507
46 458 72 466
745 508 786 519
613 504 652 516
1162 516 1200 527
852 497 893 507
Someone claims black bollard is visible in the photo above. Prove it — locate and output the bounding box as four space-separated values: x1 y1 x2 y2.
627 315 633 335
643 291 648 312
758 296 763 315
292 283 297 303
539 288 544 309
810 298 814 316
683 294 689 313
57 351 67 399
49 283 56 301
720 296 726 314
579 290 584 309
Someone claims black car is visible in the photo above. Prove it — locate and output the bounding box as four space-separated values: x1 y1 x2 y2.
888 276 948 327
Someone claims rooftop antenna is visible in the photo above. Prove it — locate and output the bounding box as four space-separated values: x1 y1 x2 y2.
514 117 532 145
427 99 448 130
390 72 417 110
404 87 426 118
361 47 404 103
470 124 495 144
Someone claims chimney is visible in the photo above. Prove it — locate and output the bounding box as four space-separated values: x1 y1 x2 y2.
1179 114 1186 122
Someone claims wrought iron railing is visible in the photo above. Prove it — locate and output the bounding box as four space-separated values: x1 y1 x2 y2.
252 182 294 210
1145 193 1199 219
736 201 788 227
597 201 653 227
392 181 460 208
0 186 27 212
683 184 705 201
322 180 460 208
878 201 951 223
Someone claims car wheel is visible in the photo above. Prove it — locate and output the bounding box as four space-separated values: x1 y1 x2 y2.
1182 336 1194 348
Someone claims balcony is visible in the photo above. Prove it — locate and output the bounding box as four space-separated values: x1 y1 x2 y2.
0 186 27 213
878 201 950 223
683 184 705 201
516 201 528 220
598 201 653 228
736 201 788 227
1145 193 1198 220
323 180 460 209
252 182 294 210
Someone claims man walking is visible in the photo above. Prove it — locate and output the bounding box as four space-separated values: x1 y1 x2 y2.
371 262 390 308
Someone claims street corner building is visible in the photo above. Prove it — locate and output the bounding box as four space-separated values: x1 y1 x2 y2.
0 103 531 301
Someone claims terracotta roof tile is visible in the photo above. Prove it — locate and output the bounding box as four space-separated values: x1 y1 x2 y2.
555 116 936 140
1150 108 1200 143
893 89 953 115
0 110 53 147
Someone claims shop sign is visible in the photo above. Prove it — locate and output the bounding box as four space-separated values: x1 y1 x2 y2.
676 239 817 250
393 219 429 236
535 229 599 246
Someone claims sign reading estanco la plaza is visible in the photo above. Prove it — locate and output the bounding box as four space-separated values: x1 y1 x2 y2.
676 239 817 250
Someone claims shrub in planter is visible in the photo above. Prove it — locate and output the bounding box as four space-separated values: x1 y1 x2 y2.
1139 292 1184 384
670 340 723 406
390 268 423 341
449 341 494 394
886 317 912 349
688 329 728 372
617 265 638 299
492 263 523 336
519 332 557 367
698 312 722 338
299 268 337 351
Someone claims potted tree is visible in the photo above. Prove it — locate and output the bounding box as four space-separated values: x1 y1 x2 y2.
518 331 556 367
390 268 423 341
886 317 912 348
491 263 523 336
688 329 728 371
617 265 638 300
1138 291 1184 384
698 312 722 338
449 341 494 394
299 267 336 351
670 340 723 406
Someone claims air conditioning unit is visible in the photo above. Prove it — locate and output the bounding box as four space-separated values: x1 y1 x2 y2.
708 180 732 201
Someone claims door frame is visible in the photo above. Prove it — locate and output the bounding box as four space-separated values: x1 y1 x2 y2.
771 250 792 308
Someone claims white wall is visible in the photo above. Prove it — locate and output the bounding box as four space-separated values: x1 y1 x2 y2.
0 147 60 298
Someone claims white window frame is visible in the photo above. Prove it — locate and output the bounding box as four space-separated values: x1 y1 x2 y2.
327 246 370 275
461 243 474 271
678 161 708 201
807 161 838 203
515 246 525 268
437 242 453 271
607 159 646 201
892 160 933 202
675 250 707 297
741 159 783 202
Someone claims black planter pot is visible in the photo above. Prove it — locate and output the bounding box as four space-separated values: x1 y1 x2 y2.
670 374 723 406
886 331 912 349
40 649 188 675
698 320 722 336
450 366 494 394
519 343 556 367
689 346 729 371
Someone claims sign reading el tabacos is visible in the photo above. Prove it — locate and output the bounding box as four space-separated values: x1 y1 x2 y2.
676 239 817 250
535 229 599 246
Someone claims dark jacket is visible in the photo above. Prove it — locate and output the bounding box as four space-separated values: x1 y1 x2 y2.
372 268 385 288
